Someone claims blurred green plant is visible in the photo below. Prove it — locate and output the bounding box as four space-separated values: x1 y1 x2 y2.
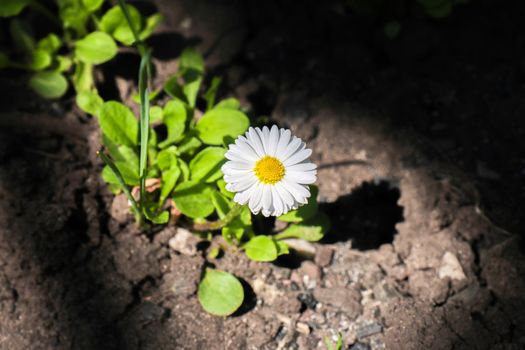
0 0 162 98
324 333 344 350
345 0 470 38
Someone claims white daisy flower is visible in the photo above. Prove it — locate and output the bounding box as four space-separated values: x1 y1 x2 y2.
221 125 317 217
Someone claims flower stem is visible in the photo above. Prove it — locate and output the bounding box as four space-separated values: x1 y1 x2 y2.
192 203 243 231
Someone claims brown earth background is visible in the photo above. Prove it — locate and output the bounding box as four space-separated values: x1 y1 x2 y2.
0 0 524 349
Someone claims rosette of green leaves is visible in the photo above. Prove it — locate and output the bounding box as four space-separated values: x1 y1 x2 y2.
80 48 251 225
0 0 162 99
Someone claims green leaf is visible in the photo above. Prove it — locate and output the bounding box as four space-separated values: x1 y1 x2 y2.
102 161 139 185
189 147 226 183
75 31 117 64
157 146 178 171
160 167 181 204
179 158 190 181
244 235 278 262
100 5 142 45
278 186 319 222
0 53 9 69
139 13 163 40
222 206 252 244
207 246 221 260
9 19 34 53
196 108 250 145
180 48 204 73
204 76 222 110
82 0 104 12
37 34 62 53
28 49 52 71
144 206 169 224
275 212 331 242
172 181 215 219
98 151 140 216
56 56 73 72
211 191 230 219
29 71 68 99
101 146 139 186
198 269 244 316
99 101 138 146
179 48 205 107
76 90 104 116
275 240 289 256
176 136 201 156
149 106 163 124
163 76 186 102
0 0 31 17
158 99 187 148
58 0 90 35
72 61 94 92
217 179 234 199
214 97 240 110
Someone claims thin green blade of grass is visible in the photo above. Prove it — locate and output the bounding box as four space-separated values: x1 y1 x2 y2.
97 151 141 221
138 50 151 208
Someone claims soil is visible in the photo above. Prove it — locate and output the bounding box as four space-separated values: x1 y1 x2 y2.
1 0 525 349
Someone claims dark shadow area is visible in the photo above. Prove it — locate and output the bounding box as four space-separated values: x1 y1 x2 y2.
99 52 142 101
273 250 309 270
146 32 201 61
320 181 404 250
0 128 127 349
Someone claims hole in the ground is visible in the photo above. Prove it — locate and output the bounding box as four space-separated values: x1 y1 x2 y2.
320 180 404 250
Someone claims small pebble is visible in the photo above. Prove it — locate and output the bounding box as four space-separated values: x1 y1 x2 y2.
297 292 317 310
356 323 383 339
296 322 310 335
315 246 335 267
349 342 371 350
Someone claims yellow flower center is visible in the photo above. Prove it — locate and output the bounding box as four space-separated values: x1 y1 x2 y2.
254 156 285 184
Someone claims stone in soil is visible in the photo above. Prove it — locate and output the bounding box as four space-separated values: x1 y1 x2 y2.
168 227 201 256
314 287 362 319
315 246 335 267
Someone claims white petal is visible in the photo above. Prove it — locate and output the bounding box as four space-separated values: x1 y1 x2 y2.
221 167 252 177
279 137 303 161
222 161 253 170
284 148 312 166
271 186 284 216
235 139 259 161
256 126 271 155
225 150 251 163
230 177 257 192
228 143 257 162
287 162 317 172
224 172 255 184
275 182 295 207
247 127 265 157
249 183 264 213
268 125 279 156
275 129 292 159
285 171 317 184
262 184 272 212
282 179 310 204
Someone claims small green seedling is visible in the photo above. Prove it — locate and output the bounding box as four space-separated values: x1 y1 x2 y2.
0 0 162 99
324 333 344 350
